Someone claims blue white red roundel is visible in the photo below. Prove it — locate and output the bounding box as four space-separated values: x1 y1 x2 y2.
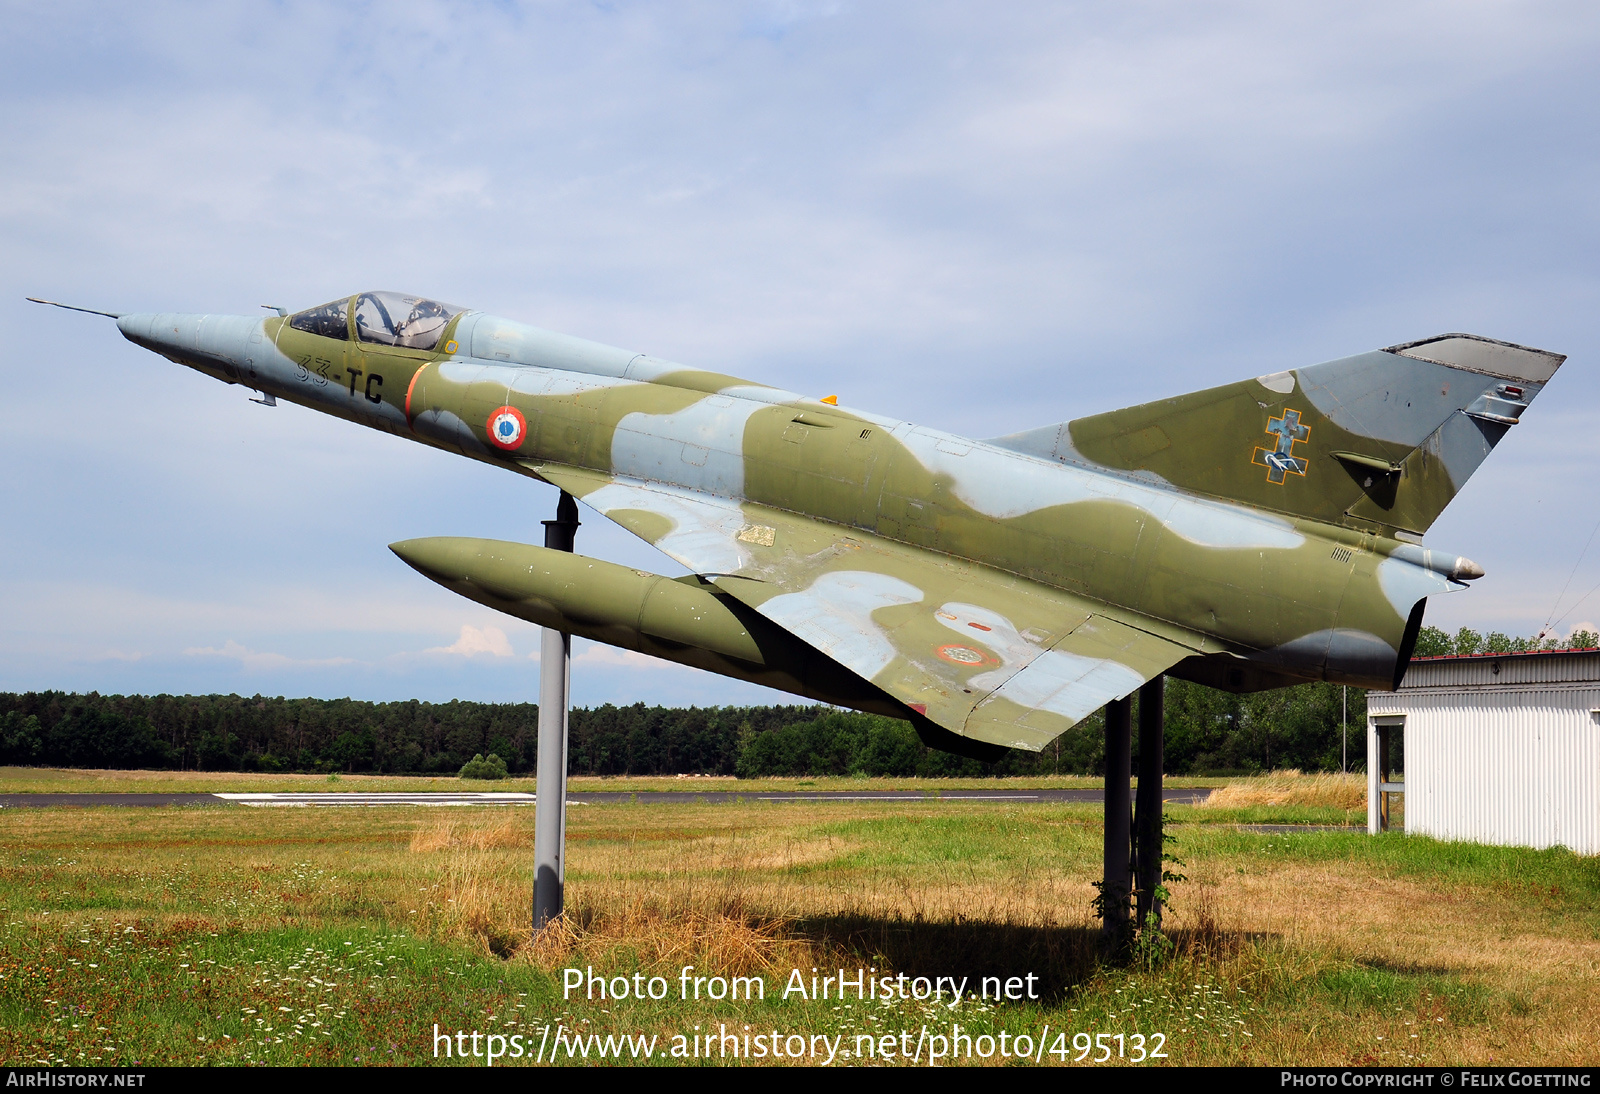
486 406 527 450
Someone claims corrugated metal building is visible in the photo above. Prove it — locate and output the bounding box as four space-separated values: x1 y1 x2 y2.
1366 650 1600 854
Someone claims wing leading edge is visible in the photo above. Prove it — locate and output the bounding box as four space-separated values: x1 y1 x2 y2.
531 462 1203 750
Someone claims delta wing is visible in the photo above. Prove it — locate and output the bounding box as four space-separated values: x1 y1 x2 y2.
529 463 1199 750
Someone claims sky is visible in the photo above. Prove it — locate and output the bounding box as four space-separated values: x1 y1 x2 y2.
3 0 1598 707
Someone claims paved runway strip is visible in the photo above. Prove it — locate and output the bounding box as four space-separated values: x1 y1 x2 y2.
215 792 539 807
0 788 1211 808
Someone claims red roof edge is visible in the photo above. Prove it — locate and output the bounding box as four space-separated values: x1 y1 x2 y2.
1411 647 1599 661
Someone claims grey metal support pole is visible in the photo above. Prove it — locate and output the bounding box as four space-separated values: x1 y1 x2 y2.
533 492 579 931
1102 696 1133 950
1134 675 1164 928
1378 725 1393 832
1366 717 1381 835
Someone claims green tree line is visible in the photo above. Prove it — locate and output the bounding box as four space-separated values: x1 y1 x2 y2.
18 626 1596 779
0 693 817 776
0 677 1373 777
1411 625 1598 657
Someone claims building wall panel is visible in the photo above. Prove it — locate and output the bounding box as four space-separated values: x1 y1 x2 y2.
1368 652 1599 856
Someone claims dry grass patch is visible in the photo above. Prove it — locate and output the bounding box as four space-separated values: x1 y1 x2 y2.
529 890 821 976
415 804 1116 1001
409 812 531 853
1199 770 1365 812
1151 831 1600 1065
408 806 867 965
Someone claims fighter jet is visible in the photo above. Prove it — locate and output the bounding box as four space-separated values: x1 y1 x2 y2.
31 291 1565 759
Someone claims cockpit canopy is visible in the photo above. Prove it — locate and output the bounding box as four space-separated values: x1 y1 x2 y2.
288 292 465 351
354 292 463 350
287 298 349 340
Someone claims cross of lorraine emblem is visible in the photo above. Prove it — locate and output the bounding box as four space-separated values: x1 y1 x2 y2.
1252 408 1310 484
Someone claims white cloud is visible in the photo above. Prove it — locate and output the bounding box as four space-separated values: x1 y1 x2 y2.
572 644 674 670
521 641 675 670
183 639 355 671
425 625 515 659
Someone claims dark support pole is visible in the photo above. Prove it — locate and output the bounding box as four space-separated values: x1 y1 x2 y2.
533 491 580 932
1134 675 1165 928
1102 696 1133 949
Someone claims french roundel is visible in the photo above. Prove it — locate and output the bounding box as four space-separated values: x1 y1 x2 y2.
486 406 527 451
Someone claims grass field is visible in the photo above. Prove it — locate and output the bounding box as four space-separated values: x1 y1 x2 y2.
0 772 1594 1067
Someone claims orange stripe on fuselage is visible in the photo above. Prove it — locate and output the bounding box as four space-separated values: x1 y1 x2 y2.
404 365 427 423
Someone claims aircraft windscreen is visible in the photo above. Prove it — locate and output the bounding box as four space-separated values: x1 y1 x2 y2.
354 292 464 351
287 298 350 339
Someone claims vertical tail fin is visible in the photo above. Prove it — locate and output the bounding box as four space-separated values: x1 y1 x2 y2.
990 334 1565 537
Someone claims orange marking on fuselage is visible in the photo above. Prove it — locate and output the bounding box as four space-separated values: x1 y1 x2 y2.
404 365 426 423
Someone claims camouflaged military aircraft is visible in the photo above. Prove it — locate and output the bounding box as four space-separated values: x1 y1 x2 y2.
33 291 1566 759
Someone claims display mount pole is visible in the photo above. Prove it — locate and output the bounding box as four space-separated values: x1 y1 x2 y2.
1102 695 1133 951
1134 675 1165 928
533 491 579 931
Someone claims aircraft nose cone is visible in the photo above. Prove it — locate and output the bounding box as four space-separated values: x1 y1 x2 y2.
115 313 156 344
1453 557 1486 581
389 537 474 582
117 312 204 357
115 312 258 376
